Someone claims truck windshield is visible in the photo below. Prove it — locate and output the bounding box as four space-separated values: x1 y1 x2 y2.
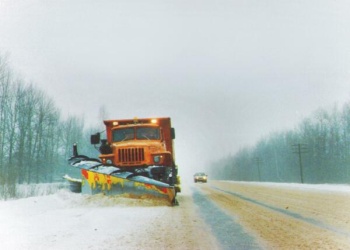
112 127 160 142
136 127 160 140
112 128 134 142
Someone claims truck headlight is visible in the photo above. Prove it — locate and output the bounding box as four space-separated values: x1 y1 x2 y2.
154 155 161 163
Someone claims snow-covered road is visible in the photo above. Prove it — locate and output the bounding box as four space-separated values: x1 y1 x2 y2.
198 181 350 249
1 181 350 249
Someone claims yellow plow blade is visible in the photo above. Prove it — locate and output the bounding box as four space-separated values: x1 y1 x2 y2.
80 168 176 205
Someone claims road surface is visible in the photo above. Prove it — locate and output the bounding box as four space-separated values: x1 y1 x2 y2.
188 181 350 249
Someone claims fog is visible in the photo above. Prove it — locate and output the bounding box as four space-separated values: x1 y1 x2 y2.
1 0 350 176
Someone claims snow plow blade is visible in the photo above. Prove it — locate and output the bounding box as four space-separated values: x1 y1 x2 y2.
68 156 176 205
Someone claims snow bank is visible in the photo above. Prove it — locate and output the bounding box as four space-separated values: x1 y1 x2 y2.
0 182 68 200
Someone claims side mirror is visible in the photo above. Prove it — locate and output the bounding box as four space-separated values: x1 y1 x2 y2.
171 128 175 139
90 133 101 145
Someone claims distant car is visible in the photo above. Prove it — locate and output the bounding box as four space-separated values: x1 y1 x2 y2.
194 172 208 183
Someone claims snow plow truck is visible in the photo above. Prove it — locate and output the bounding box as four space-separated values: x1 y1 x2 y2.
65 117 181 205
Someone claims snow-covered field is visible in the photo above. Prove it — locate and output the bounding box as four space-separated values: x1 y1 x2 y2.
1 181 350 249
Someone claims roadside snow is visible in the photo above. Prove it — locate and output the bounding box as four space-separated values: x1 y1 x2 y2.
0 188 172 250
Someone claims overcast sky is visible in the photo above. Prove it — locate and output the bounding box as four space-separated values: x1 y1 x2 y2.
1 0 350 173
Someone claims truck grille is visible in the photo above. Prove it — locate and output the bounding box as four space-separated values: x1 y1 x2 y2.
118 148 145 163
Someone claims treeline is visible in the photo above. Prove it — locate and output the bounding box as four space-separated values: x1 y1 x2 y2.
209 103 350 184
0 55 99 198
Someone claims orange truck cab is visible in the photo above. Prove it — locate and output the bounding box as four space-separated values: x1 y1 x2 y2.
90 117 180 192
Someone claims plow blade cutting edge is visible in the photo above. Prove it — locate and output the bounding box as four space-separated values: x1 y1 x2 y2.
67 156 176 205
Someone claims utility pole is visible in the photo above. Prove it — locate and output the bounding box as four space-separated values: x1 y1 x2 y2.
254 157 262 181
292 143 308 183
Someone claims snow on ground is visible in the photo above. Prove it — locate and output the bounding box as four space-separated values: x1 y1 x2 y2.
0 184 174 250
1 181 350 249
